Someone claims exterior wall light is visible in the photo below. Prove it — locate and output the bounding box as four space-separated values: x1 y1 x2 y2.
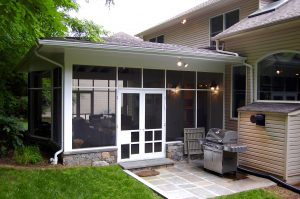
210 82 219 94
181 19 187 24
177 59 183 67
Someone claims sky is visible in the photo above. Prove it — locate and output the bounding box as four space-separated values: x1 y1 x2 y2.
72 0 208 36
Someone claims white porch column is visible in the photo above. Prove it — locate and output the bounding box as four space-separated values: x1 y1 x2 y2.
63 51 73 152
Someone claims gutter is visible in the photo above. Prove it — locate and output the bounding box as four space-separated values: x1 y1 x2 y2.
34 46 64 165
244 62 254 103
39 39 246 63
215 40 239 56
215 39 254 103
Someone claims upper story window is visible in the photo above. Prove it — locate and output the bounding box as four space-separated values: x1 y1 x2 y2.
149 35 164 43
257 52 300 101
210 9 239 46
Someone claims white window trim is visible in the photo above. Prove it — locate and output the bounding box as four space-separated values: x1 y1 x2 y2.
230 65 247 120
209 9 240 47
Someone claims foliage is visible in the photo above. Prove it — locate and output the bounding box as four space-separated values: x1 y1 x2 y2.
14 145 43 164
0 165 162 199
217 189 280 199
0 116 25 157
0 0 107 115
0 0 108 153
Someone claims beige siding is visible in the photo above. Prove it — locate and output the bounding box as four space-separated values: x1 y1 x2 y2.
143 1 258 48
224 65 237 130
287 114 300 183
224 22 300 131
224 22 300 66
238 112 286 177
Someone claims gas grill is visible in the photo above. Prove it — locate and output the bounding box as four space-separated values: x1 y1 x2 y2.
199 128 247 174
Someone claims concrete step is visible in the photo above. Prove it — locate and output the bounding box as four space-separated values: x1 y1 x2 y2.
119 158 174 170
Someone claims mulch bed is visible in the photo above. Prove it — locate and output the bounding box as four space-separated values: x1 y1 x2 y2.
265 185 300 199
0 151 63 169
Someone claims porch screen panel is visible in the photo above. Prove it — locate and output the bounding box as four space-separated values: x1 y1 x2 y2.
167 71 195 89
143 69 165 88
166 90 195 141
72 65 116 149
118 68 141 88
28 70 52 138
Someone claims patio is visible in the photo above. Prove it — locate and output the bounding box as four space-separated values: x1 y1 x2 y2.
129 159 275 199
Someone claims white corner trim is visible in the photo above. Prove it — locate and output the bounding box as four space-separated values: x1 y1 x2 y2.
123 170 168 198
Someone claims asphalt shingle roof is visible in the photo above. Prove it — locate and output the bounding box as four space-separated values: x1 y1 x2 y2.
215 0 300 40
238 102 300 113
44 32 238 58
103 32 231 57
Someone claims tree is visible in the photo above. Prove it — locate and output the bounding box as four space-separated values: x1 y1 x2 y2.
0 0 108 155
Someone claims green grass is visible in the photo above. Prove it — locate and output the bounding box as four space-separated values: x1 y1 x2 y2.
0 165 162 199
14 146 43 164
216 189 281 199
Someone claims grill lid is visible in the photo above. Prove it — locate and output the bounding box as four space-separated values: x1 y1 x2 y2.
206 128 238 144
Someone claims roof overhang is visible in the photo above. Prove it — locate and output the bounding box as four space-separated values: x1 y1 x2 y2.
214 13 300 41
20 39 245 73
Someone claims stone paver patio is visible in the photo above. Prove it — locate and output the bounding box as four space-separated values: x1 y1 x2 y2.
139 160 275 199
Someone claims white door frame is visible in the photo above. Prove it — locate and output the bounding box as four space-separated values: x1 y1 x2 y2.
117 89 166 162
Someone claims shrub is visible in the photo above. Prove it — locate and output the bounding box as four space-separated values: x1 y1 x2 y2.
14 146 43 165
0 115 25 157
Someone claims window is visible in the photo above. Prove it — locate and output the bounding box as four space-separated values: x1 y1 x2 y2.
149 35 164 43
257 52 300 101
210 9 239 46
232 66 246 118
225 10 240 29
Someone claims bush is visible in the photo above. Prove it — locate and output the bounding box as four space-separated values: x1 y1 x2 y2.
14 146 43 165
0 115 25 157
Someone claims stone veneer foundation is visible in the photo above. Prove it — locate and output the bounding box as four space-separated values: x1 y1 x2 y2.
63 149 117 166
166 142 184 161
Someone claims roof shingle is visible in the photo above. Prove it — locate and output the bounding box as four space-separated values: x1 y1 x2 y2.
214 0 300 40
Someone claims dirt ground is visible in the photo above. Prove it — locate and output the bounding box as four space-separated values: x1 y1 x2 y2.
265 185 300 199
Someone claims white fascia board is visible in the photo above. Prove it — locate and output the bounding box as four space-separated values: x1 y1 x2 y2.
39 39 246 64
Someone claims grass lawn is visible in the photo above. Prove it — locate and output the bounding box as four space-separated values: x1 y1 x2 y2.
216 189 281 199
0 165 162 199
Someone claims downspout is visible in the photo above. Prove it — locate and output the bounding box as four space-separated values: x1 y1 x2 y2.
244 62 254 103
215 39 239 56
34 47 64 165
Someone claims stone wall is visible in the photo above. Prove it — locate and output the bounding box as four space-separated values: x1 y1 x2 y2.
166 142 184 161
63 150 117 166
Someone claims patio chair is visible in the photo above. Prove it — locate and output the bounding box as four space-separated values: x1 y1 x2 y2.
184 127 205 163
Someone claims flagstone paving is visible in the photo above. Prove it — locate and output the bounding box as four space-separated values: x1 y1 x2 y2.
141 160 275 199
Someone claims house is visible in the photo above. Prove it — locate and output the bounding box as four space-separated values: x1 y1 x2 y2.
137 0 300 183
20 0 300 182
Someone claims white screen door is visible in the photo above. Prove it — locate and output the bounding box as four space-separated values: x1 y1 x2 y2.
117 90 165 162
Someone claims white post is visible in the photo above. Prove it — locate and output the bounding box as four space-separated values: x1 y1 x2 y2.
63 51 73 152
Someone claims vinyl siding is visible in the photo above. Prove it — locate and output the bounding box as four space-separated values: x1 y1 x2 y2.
143 0 259 48
224 22 300 66
238 112 286 178
224 21 300 131
287 114 300 183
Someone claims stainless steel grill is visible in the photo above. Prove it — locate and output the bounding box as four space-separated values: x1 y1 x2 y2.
199 128 247 174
